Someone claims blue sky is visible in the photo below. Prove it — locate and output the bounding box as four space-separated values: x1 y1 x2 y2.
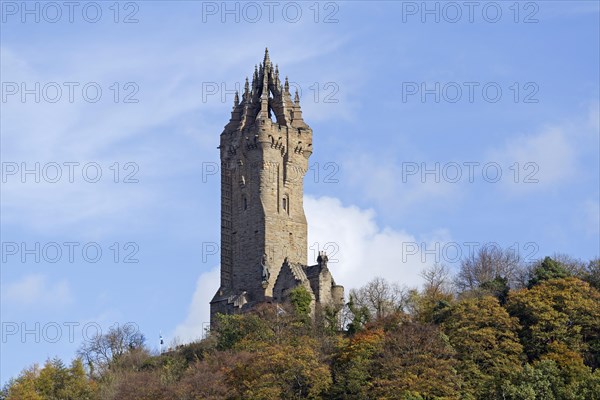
1 0 599 384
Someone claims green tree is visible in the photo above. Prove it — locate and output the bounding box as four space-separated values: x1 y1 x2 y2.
479 275 511 305
289 285 313 323
213 312 274 351
500 359 600 400
527 257 570 288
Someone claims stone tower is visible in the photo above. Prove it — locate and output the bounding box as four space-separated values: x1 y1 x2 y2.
210 49 344 323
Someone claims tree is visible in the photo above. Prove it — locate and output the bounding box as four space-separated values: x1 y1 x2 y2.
581 258 600 291
224 339 332 400
175 359 232 400
412 263 455 323
455 244 522 292
420 263 452 297
107 369 175 400
479 275 511 305
507 277 600 368
347 277 408 326
5 358 98 400
289 285 313 323
77 323 146 378
500 359 600 400
213 312 275 351
442 296 524 398
332 319 461 399
331 328 385 399
527 257 570 288
370 322 461 399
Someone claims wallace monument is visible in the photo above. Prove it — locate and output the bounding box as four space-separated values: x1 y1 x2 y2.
210 49 344 322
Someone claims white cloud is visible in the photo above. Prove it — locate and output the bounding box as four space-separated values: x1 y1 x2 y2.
305 196 437 291
1 274 72 308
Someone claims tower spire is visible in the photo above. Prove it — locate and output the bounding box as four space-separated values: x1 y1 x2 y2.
264 47 270 65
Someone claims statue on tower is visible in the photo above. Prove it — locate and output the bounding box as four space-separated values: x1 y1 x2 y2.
261 253 270 287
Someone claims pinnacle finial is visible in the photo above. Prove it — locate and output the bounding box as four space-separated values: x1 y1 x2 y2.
264 47 270 65
244 77 249 94
234 91 239 106
294 89 300 103
284 76 289 93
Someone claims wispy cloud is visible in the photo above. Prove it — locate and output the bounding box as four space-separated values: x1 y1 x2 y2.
1 274 73 308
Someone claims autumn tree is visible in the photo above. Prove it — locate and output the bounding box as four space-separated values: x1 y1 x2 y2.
105 369 176 400
174 358 232 400
5 358 98 400
332 317 461 399
370 322 461 399
330 327 385 399
507 277 600 368
224 339 332 400
441 296 524 398
77 323 146 378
